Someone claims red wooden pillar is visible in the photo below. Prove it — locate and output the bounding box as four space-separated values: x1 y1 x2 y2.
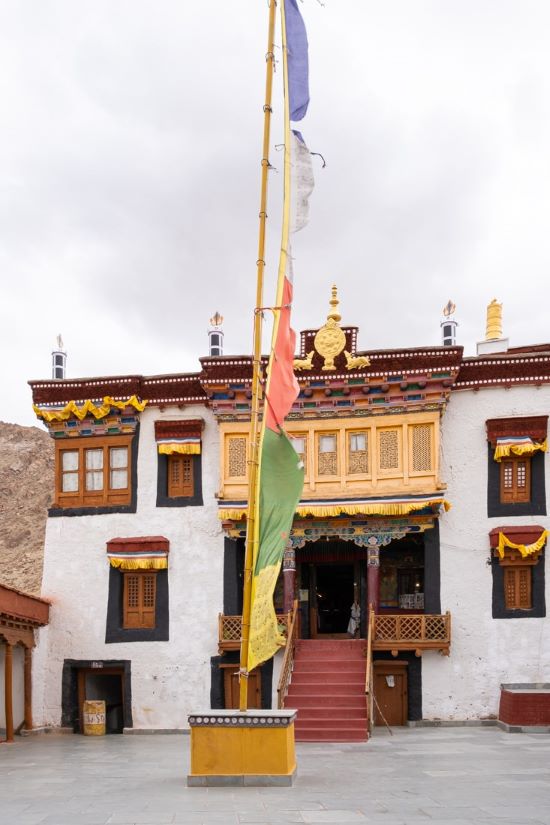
24 647 32 732
4 642 14 743
367 545 380 614
282 545 296 613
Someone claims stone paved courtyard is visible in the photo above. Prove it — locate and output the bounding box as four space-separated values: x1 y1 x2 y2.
1 727 550 825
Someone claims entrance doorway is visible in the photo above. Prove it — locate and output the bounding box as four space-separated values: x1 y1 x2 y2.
309 563 355 639
77 668 124 733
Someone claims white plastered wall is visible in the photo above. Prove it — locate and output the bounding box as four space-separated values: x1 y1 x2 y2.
33 404 223 730
422 385 550 720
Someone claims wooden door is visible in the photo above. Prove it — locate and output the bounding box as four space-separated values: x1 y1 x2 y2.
221 666 261 709
373 662 408 726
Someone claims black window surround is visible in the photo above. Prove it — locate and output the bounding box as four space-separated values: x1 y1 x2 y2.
49 427 139 518
105 567 169 643
487 445 546 518
491 550 545 619
156 453 203 507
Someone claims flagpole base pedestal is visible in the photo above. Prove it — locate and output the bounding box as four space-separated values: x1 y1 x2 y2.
187 710 298 786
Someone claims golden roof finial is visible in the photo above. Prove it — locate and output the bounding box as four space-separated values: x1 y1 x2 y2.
327 284 341 323
485 299 503 341
209 312 224 329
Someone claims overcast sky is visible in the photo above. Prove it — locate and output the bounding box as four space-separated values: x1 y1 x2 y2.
2 1 549 427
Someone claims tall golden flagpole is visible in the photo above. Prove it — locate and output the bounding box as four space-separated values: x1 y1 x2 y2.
239 0 278 712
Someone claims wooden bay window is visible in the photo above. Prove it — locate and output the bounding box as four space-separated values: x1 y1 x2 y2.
56 435 132 508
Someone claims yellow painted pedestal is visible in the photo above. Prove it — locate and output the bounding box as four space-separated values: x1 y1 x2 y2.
187 710 297 786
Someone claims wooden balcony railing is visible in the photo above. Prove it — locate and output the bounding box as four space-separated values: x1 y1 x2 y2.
277 600 299 709
218 612 290 653
364 605 375 734
372 612 451 656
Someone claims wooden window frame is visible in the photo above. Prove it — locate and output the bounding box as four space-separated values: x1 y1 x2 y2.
377 427 403 477
408 423 434 477
167 453 194 498
316 431 339 478
500 456 531 504
225 434 248 481
503 565 532 610
55 435 132 508
498 550 539 612
122 571 157 629
347 430 370 477
289 433 308 479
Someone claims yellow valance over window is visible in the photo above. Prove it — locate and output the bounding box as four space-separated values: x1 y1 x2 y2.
157 441 201 455
494 437 547 462
108 556 167 571
34 395 147 422
496 529 549 560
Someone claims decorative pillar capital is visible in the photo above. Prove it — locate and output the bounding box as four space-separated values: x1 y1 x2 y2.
367 545 380 566
283 545 296 571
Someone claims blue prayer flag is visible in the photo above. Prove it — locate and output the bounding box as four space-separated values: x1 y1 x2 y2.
284 0 309 121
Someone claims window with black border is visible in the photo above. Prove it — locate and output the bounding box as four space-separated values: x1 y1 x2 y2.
489 526 546 619
154 419 204 507
486 416 547 518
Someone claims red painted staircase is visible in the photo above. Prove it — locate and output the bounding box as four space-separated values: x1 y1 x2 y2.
284 639 368 742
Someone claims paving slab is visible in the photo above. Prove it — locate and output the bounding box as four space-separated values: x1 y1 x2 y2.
1 727 550 825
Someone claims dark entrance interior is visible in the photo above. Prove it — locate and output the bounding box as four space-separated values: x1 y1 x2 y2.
61 659 132 733
316 564 354 634
78 668 124 733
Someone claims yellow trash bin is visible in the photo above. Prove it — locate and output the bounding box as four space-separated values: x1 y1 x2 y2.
82 700 106 736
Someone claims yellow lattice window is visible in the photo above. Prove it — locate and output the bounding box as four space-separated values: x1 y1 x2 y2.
378 429 400 473
348 431 368 475
411 424 432 472
227 436 247 478
318 433 337 476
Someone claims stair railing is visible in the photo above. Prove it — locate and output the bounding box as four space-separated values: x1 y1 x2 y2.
277 599 299 709
364 603 375 733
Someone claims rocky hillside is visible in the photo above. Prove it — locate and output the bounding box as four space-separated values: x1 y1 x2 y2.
0 422 53 595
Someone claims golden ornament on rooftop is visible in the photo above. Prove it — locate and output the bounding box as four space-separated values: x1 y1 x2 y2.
485 299 502 341
209 312 224 328
314 285 346 371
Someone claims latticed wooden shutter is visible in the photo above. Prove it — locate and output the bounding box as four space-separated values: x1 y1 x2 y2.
378 429 400 473
504 566 532 610
123 574 142 628
123 573 157 628
500 458 530 503
227 436 247 478
168 455 194 497
140 574 156 628
411 424 432 472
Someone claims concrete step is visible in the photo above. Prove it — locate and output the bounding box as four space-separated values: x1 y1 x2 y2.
291 673 364 685
286 694 365 708
293 659 365 673
295 727 368 742
295 718 367 730
299 705 367 721
287 682 362 696
296 640 365 655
